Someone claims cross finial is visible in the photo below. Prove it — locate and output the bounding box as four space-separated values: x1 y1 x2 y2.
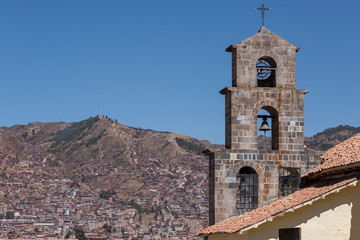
256 2 271 27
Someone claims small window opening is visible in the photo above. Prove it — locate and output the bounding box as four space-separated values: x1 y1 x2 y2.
279 228 300 240
236 167 258 215
257 57 276 87
257 107 279 150
279 168 300 197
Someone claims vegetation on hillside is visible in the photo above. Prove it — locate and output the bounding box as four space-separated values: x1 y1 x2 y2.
48 116 100 153
65 227 87 240
99 189 116 200
175 137 206 154
311 125 360 139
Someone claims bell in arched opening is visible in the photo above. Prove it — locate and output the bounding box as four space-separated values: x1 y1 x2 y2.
259 116 271 135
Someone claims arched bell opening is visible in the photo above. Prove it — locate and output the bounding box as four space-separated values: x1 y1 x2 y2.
236 166 258 215
256 57 277 88
257 106 279 150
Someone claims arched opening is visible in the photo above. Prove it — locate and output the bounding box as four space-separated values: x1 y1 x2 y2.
256 57 276 87
257 106 279 150
236 166 258 215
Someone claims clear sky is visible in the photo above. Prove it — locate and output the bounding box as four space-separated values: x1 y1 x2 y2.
0 0 359 144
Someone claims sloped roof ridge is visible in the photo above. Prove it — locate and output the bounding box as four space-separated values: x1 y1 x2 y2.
226 26 299 52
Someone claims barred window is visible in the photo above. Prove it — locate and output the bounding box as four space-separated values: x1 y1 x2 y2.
236 167 258 215
279 168 300 197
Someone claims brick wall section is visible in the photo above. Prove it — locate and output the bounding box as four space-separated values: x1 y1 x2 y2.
206 148 321 225
221 87 307 150
227 27 298 89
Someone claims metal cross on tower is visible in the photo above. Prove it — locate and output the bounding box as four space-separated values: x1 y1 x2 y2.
256 2 271 27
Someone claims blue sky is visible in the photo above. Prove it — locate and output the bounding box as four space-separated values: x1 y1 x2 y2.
0 0 359 144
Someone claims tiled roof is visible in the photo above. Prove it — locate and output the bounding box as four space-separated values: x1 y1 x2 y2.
197 177 357 236
305 133 360 177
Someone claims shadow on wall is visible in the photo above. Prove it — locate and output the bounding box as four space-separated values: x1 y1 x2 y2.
349 182 360 240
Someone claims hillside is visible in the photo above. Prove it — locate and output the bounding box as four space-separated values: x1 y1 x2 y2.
0 117 358 239
0 116 217 239
0 116 219 190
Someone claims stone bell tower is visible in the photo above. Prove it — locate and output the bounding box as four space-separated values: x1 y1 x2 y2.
205 27 321 225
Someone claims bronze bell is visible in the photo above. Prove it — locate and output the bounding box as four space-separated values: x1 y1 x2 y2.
259 117 271 133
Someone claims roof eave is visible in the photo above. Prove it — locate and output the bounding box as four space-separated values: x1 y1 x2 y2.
304 162 360 180
197 179 358 236
235 179 358 235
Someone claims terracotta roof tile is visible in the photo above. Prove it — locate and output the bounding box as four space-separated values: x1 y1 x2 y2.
197 177 357 236
305 133 360 177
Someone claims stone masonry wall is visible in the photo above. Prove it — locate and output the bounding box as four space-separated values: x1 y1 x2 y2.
228 27 299 89
222 87 307 150
208 27 321 226
207 148 320 225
